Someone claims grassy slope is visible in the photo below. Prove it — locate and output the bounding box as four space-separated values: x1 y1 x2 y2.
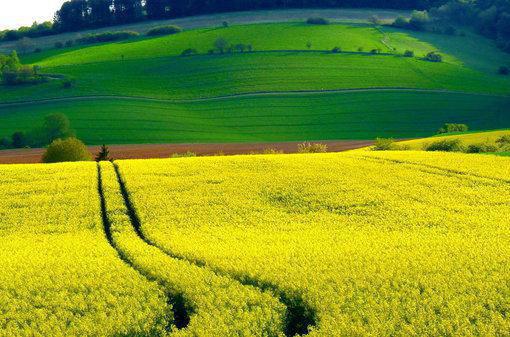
1 21 509 144
1 92 508 144
396 129 510 150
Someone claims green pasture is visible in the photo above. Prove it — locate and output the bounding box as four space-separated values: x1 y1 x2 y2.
1 91 508 144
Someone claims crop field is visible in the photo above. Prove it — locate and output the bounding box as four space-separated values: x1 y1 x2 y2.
1 92 509 144
1 20 509 145
2 151 508 336
396 129 510 150
0 162 169 336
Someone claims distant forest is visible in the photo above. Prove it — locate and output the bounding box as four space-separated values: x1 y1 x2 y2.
1 0 509 52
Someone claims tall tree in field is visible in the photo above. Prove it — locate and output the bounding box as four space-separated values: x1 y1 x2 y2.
145 0 172 19
54 0 89 32
89 0 114 27
114 0 144 24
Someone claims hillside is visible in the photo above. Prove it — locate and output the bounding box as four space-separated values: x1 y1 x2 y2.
2 151 509 335
1 10 509 146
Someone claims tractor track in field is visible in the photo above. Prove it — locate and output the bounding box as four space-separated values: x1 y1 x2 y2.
112 162 317 336
96 164 180 333
356 154 510 185
1 87 508 107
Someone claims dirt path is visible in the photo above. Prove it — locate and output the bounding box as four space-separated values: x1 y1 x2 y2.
0 140 373 164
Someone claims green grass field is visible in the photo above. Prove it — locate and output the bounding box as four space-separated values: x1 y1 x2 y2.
1 92 508 144
1 20 510 144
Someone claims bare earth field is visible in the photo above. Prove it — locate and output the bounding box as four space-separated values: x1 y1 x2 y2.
0 140 374 164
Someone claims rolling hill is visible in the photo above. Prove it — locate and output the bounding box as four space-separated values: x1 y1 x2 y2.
1 11 509 145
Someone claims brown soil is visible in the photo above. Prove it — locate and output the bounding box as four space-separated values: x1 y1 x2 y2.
0 140 373 164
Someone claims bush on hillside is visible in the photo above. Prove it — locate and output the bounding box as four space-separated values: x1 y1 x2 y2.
466 143 498 153
214 37 229 53
373 138 396 151
425 51 442 62
181 48 198 56
437 123 469 134
0 137 10 149
306 17 329 25
11 131 27 148
331 47 342 53
76 31 139 45
496 135 510 146
409 10 430 30
95 144 112 162
146 25 183 36
298 142 328 153
234 44 246 53
425 139 465 152
42 138 92 163
404 50 414 57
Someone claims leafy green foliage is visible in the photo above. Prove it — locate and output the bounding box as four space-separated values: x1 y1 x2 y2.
425 138 465 152
437 123 469 134
146 25 183 36
42 138 92 163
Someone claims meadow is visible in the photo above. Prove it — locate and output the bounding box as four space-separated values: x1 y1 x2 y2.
2 151 508 336
1 20 509 145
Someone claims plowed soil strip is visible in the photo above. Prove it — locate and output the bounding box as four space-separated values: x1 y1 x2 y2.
0 140 373 164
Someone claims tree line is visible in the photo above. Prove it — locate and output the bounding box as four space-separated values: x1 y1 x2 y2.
0 0 509 53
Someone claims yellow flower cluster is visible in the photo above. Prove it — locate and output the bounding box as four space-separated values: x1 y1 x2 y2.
0 162 168 337
116 152 510 337
99 162 286 337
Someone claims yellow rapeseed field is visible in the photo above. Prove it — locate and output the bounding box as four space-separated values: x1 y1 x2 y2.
0 162 168 337
116 152 510 337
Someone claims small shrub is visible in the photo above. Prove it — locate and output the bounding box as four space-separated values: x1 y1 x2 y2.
214 37 229 54
425 139 465 152
42 138 91 163
331 47 342 53
466 143 498 153
425 51 442 62
306 41 312 49
95 144 112 162
370 48 381 54
306 17 329 25
0 136 10 149
62 79 74 89
298 142 328 153
234 44 246 53
498 66 509 75
146 25 183 36
372 138 397 151
11 131 27 148
76 31 139 44
171 151 196 158
437 123 469 134
54 41 64 49
358 47 364 52
222 21 229 28
263 148 284 155
207 49 215 55
404 50 414 57
496 135 510 151
181 48 198 57
246 44 253 52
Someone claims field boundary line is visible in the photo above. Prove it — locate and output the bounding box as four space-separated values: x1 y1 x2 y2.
112 162 317 336
1 87 508 107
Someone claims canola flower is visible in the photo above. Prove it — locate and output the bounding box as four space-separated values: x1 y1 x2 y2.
0 162 168 337
99 162 286 337
116 152 510 337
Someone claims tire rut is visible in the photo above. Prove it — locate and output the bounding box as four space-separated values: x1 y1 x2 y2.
112 163 317 337
97 164 187 333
